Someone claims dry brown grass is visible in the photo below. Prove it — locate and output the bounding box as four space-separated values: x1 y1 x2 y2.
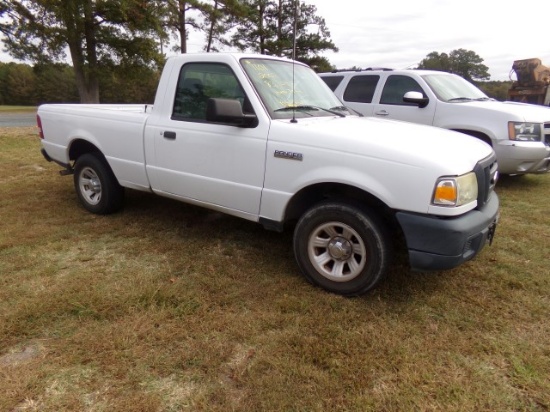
1 126 549 411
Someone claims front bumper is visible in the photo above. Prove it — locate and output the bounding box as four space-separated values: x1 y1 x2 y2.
396 193 500 271
494 141 550 175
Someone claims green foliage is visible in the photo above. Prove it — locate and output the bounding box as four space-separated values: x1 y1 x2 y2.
477 80 513 101
161 0 206 53
418 49 490 82
0 61 159 105
202 0 246 52
98 64 160 104
2 0 165 103
230 0 338 63
302 55 335 73
0 63 38 105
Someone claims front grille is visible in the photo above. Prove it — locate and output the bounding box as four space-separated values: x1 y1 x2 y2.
544 123 550 146
474 152 498 209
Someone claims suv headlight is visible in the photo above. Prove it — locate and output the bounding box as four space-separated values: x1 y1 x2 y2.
432 172 478 207
508 122 542 141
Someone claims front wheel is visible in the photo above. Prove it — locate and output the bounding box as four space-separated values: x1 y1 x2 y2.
73 153 124 214
293 202 391 296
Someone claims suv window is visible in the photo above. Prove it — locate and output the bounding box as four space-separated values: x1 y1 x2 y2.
321 75 344 91
342 75 380 103
172 63 250 121
380 75 425 105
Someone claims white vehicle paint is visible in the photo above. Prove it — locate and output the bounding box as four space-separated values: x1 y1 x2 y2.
319 69 550 175
38 53 499 296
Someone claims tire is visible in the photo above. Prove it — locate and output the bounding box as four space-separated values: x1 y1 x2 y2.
73 153 124 214
293 202 391 296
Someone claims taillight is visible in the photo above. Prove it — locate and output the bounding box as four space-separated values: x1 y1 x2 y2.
37 114 44 139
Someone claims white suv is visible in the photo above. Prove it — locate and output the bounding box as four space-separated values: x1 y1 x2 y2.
319 69 550 175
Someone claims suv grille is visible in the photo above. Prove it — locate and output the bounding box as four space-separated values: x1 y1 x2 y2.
474 152 498 209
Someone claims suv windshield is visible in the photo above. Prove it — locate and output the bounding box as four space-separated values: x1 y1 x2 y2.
422 73 489 102
241 58 350 119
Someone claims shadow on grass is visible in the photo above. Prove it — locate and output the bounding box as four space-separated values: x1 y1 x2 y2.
114 189 452 304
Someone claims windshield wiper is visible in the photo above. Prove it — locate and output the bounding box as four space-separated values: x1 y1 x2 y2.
274 105 346 117
447 97 474 102
332 105 363 117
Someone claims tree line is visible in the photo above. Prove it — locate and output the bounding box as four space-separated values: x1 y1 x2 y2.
0 57 512 106
1 0 511 104
0 61 159 105
0 0 337 103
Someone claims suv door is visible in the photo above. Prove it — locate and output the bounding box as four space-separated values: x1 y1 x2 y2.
373 74 436 125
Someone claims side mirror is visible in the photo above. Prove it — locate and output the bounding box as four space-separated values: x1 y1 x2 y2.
403 91 429 108
206 98 258 128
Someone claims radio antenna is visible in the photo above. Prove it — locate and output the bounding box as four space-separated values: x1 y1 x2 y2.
290 0 298 123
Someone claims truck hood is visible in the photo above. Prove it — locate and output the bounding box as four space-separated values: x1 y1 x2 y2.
455 99 550 122
270 115 494 175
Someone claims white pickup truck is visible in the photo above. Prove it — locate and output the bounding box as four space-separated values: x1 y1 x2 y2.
319 69 550 175
38 53 499 296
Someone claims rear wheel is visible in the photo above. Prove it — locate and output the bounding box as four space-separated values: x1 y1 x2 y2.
73 153 124 214
293 202 391 296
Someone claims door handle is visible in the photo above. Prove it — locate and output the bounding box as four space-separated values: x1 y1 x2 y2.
374 110 389 116
163 131 176 139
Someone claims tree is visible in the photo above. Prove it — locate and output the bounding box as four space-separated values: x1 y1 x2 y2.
33 63 79 104
2 0 165 103
418 49 490 82
230 0 338 64
162 0 207 53
0 63 35 105
477 80 512 101
202 0 245 52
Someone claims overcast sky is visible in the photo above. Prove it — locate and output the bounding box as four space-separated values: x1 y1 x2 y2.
2 0 549 82
310 0 550 81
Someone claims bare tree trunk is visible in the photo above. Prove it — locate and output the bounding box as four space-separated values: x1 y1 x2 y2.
206 0 219 52
65 0 99 103
179 0 187 53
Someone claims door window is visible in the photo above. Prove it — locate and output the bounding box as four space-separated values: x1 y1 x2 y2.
343 75 380 103
380 75 426 105
321 76 344 91
172 63 251 121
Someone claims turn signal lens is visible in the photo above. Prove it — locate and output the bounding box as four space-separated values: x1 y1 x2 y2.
432 172 478 207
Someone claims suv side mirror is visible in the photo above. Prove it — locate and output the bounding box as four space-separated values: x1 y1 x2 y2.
206 98 258 128
403 91 429 108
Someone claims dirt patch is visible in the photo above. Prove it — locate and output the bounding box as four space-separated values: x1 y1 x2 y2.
0 343 45 367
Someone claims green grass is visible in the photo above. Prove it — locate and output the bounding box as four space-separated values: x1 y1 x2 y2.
1 127 549 411
0 105 37 113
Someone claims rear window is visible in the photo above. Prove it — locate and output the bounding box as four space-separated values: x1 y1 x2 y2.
320 75 344 91
343 75 380 103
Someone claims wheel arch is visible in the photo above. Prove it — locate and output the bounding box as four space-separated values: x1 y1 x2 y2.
69 139 104 162
451 129 493 146
283 182 399 232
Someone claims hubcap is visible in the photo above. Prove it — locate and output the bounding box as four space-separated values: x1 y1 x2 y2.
308 221 367 282
79 167 102 205
328 237 352 260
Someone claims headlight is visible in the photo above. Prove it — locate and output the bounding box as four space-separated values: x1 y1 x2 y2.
432 172 478 207
508 122 542 141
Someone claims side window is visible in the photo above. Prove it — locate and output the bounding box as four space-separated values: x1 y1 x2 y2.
172 63 251 121
321 75 344 91
342 75 380 103
380 75 425 105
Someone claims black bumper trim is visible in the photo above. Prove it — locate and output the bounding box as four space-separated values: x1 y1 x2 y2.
396 193 500 271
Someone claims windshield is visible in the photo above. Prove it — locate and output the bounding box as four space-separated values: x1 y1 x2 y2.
422 73 489 102
241 58 350 119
